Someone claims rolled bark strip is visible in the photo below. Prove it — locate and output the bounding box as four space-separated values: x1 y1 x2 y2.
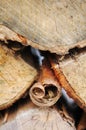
29 59 62 107
48 51 86 111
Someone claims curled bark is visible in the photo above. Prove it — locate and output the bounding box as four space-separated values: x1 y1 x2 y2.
29 59 61 107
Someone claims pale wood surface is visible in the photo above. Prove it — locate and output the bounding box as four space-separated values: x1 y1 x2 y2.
48 47 86 111
59 51 86 107
0 43 37 110
0 0 86 54
0 100 76 130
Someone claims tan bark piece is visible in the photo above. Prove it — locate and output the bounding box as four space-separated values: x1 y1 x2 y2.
0 43 37 110
0 0 86 54
29 59 61 107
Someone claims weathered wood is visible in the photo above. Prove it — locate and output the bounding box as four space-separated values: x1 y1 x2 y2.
49 49 86 111
0 100 76 130
0 0 86 54
0 43 37 110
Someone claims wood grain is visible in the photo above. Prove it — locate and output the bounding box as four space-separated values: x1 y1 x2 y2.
0 0 86 54
0 43 37 110
49 49 86 111
0 100 76 130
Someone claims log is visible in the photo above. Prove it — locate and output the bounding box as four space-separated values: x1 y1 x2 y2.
0 42 37 110
48 48 86 111
0 100 76 130
0 0 86 54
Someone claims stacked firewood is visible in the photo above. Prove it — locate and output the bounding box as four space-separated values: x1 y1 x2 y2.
0 1 86 129
0 40 85 130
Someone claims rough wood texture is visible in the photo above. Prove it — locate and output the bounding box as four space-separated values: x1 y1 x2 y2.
49 49 86 111
59 51 86 110
0 100 76 130
0 43 37 110
0 0 86 54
